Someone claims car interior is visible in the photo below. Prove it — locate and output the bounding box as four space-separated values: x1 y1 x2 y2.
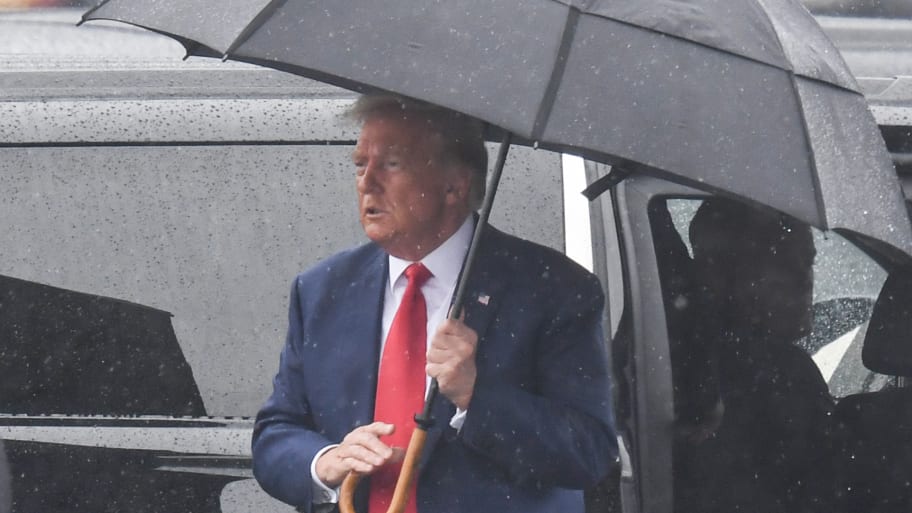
644 196 909 513
833 268 912 513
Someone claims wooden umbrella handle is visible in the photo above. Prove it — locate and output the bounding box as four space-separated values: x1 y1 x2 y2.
338 471 363 513
338 427 429 513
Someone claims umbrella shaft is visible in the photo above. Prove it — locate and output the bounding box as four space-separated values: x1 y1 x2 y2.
449 132 512 319
415 132 513 427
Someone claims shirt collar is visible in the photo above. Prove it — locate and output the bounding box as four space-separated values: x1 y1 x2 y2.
388 216 474 290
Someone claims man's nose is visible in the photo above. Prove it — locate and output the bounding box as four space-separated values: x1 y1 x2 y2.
357 160 380 193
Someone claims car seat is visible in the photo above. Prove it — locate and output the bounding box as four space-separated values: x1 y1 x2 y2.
833 268 912 513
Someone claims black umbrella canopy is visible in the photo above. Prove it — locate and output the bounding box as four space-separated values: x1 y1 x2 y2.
83 0 912 258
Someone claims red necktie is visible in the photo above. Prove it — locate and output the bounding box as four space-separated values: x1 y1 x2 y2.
369 263 432 513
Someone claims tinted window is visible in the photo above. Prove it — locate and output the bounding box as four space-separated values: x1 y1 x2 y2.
651 197 893 513
0 142 563 417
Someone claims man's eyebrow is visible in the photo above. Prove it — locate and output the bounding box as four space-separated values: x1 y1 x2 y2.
352 143 407 161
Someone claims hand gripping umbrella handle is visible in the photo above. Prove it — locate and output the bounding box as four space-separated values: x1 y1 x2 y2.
338 427 429 513
338 133 512 513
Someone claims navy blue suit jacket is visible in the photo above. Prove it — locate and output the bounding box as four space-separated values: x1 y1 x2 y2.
252 224 617 513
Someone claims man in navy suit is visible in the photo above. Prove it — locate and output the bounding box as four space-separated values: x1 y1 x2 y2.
252 94 617 513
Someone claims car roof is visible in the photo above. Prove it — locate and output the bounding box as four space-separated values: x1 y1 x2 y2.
804 0 912 18
0 9 360 144
0 8 352 101
817 15 912 89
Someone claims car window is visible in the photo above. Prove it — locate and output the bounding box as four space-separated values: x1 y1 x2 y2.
0 142 563 417
659 198 890 398
650 197 894 513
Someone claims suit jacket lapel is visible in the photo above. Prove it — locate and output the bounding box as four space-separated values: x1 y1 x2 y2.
418 224 510 472
459 224 508 342
336 247 387 428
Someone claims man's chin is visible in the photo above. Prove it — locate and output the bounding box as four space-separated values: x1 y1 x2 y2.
362 224 398 247
363 228 391 244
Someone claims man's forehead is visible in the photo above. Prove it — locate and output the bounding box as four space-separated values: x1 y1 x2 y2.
353 134 419 155
355 115 440 151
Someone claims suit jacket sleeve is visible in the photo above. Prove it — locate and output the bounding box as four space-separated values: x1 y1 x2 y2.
458 268 618 489
252 279 330 511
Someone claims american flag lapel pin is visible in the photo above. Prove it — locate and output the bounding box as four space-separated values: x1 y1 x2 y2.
477 293 490 306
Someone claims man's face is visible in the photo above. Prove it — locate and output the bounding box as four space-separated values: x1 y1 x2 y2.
353 111 469 260
730 252 814 341
693 236 815 342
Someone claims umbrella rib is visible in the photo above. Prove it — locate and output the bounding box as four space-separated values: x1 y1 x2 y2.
223 0 288 58
531 5 581 141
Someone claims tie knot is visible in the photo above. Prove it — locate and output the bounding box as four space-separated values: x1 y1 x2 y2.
404 263 432 289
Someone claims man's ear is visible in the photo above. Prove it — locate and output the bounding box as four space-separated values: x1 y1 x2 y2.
444 166 472 206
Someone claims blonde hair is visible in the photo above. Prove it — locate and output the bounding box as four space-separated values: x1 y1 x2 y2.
348 94 488 210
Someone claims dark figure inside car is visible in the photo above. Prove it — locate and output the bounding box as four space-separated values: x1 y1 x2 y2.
673 199 837 513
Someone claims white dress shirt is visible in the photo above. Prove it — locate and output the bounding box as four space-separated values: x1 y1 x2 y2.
310 216 474 504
